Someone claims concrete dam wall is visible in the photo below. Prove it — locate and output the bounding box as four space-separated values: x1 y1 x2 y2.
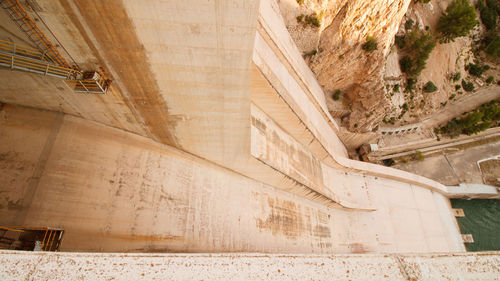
0 0 474 258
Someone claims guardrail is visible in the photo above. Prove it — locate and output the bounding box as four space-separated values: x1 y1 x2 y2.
0 40 109 93
0 50 78 79
65 71 109 94
0 0 70 67
0 1 110 94
0 39 53 62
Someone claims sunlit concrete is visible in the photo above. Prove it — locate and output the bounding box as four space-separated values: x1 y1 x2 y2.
1 251 499 281
0 0 468 256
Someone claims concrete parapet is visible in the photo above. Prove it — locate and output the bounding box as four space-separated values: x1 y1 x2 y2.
0 250 498 280
447 184 499 199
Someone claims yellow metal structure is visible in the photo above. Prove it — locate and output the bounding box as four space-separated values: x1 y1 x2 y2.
0 226 63 251
0 0 70 67
65 71 110 94
0 1 110 93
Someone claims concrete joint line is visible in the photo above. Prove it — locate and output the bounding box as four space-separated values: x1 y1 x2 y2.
15 113 64 225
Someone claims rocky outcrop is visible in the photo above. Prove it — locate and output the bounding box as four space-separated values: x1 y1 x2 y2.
277 0 412 132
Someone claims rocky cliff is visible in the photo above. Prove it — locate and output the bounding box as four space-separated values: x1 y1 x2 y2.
278 0 412 132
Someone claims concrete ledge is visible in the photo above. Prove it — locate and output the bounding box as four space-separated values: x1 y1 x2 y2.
1 250 499 280
447 183 499 199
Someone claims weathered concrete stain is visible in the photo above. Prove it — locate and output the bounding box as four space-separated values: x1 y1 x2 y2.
313 225 331 238
257 197 305 239
64 0 178 146
348 243 368 254
256 197 332 241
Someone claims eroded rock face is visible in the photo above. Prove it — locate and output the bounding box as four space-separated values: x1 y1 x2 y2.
278 0 412 132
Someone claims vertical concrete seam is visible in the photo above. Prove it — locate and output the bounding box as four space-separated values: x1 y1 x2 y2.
15 112 64 225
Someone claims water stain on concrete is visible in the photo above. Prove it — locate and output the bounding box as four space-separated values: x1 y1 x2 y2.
348 243 367 253
257 198 304 239
63 0 179 146
313 225 331 238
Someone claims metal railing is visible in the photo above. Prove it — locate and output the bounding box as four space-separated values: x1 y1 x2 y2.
0 0 70 67
65 71 109 94
0 39 51 61
0 226 63 251
0 50 78 79
0 1 110 94
0 41 109 93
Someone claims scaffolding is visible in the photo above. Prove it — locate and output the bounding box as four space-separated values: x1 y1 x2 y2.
65 71 110 94
0 0 110 94
0 226 64 251
0 40 78 79
0 0 69 67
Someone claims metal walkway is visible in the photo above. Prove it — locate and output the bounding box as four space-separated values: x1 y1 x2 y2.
0 0 109 94
0 0 70 67
0 39 109 93
0 40 78 79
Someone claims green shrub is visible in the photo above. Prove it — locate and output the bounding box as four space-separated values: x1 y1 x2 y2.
449 94 456 100
462 79 475 91
423 81 438 92
466 63 485 77
486 76 494 84
382 158 395 167
303 49 317 58
399 56 413 73
455 84 461 90
451 72 461 81
393 84 400 92
484 36 500 58
395 35 406 49
296 14 304 23
437 0 478 42
478 0 497 30
480 7 497 30
414 151 425 161
405 19 414 30
405 78 417 92
396 29 436 77
362 36 378 52
439 99 500 138
485 0 500 15
304 12 323 28
333 89 341 100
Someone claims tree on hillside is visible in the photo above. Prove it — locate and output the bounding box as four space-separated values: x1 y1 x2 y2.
397 29 436 77
437 0 478 43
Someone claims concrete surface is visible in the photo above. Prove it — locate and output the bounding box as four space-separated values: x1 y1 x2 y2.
396 140 500 186
0 0 470 259
447 184 499 199
0 250 499 281
0 105 465 253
